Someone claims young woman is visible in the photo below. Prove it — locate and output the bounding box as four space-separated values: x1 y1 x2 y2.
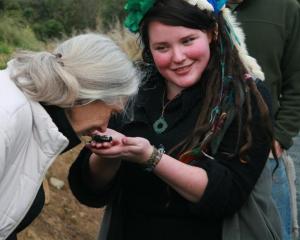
69 1 282 239
0 33 140 240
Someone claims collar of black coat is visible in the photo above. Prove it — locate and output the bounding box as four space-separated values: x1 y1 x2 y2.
131 73 204 130
42 104 81 152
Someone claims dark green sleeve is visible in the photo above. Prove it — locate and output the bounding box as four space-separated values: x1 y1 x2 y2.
274 1 300 148
234 0 300 149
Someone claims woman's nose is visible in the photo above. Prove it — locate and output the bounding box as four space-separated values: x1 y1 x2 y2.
98 124 108 133
172 46 186 63
100 117 110 132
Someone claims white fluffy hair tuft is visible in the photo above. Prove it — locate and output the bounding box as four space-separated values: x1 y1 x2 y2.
186 0 214 11
222 8 265 80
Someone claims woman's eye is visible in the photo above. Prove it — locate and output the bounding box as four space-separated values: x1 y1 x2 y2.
183 37 195 45
154 45 168 52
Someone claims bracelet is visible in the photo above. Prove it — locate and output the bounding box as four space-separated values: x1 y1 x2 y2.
144 146 163 172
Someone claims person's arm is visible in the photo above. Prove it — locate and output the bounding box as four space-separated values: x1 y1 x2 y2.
88 153 121 188
68 147 120 208
152 153 208 202
274 2 300 149
87 129 209 203
68 116 124 207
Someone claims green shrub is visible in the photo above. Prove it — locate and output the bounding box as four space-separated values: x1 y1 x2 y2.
0 42 12 54
0 53 10 69
0 42 12 69
0 14 42 50
33 19 64 41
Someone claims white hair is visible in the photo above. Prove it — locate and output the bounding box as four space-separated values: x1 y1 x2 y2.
10 33 140 108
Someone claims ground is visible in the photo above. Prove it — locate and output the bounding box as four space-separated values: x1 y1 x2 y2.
19 144 104 240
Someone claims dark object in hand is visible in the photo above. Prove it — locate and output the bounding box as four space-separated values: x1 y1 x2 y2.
91 134 113 143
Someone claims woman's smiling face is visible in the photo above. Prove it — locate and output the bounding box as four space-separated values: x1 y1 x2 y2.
149 21 212 99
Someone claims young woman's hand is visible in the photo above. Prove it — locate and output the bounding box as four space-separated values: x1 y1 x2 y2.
87 128 125 150
86 128 153 165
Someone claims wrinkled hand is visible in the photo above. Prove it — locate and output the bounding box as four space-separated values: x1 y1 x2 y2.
86 128 153 165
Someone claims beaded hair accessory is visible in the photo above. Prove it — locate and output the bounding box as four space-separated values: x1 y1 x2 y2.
53 53 64 67
124 0 264 81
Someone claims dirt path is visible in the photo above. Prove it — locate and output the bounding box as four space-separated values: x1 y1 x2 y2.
19 145 104 240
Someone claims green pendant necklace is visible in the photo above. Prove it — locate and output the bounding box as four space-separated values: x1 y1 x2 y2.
153 116 168 134
153 91 173 134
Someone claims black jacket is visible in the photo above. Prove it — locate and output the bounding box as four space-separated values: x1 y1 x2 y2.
69 78 273 240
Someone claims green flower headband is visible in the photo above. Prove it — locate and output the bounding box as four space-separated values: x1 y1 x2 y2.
124 0 227 33
124 0 156 33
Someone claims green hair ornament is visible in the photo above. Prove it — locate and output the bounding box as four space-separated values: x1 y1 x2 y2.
124 0 156 33
123 0 227 33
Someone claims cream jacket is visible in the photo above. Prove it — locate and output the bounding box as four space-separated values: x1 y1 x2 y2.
0 67 68 239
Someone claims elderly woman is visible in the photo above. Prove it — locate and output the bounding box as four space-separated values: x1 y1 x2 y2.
0 33 140 240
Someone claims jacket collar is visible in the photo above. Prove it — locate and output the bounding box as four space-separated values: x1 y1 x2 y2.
132 74 203 128
42 105 81 152
29 100 69 157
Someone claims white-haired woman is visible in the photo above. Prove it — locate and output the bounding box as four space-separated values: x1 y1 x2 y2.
0 33 140 240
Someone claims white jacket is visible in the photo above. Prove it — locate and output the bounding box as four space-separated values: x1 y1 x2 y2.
0 67 69 239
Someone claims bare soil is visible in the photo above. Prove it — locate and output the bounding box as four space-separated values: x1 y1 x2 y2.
18 144 104 240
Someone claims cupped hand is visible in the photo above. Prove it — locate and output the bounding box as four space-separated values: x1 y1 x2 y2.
87 128 125 150
86 128 153 165
120 136 153 164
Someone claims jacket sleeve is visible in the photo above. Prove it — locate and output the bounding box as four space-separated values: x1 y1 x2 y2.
187 81 272 219
43 105 81 152
0 129 8 182
274 1 300 149
68 147 118 208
